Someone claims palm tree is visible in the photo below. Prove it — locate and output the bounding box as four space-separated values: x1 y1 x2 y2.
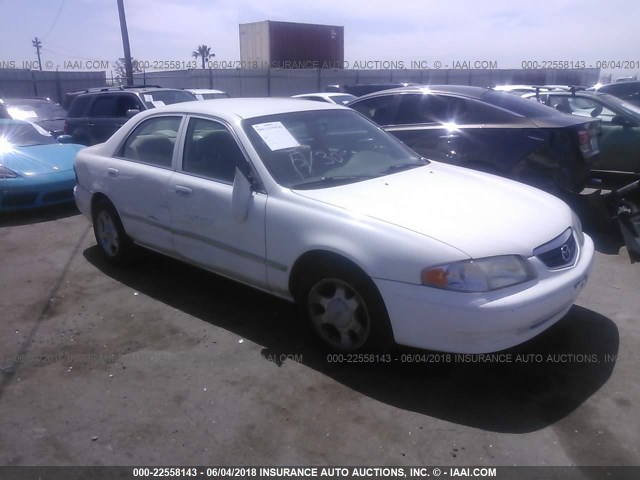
192 44 214 69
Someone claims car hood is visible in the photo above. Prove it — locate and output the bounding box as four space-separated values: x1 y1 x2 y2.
1 144 84 176
292 163 572 258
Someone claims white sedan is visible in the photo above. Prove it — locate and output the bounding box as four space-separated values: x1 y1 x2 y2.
74 98 594 353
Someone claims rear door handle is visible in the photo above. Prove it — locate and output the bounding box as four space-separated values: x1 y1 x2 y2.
107 168 118 177
175 185 193 197
87 123 95 127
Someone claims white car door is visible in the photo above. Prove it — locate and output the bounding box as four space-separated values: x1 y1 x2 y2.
106 115 184 253
169 116 268 289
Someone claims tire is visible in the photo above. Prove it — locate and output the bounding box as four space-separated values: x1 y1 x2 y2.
296 261 394 353
92 199 133 265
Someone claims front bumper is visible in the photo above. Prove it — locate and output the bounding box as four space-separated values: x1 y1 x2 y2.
375 235 595 353
0 173 76 212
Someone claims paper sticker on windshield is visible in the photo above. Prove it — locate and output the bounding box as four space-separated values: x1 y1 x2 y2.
144 94 153 102
252 122 299 151
151 100 165 107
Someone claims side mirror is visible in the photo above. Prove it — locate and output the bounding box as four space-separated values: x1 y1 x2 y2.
126 109 141 118
56 134 74 144
231 168 253 222
611 115 636 127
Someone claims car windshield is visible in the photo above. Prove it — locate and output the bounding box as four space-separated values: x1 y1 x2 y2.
243 109 427 189
0 121 57 147
5 100 67 121
141 90 195 108
481 90 560 117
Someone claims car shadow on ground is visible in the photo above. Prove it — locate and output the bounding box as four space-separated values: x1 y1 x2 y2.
84 246 619 434
0 204 79 228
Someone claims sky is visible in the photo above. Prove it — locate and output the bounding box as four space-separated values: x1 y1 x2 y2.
0 0 638 80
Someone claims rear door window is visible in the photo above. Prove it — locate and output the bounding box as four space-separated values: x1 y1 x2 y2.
120 116 182 168
68 95 91 117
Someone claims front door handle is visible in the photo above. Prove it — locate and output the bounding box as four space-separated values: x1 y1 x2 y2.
175 185 193 197
107 168 118 177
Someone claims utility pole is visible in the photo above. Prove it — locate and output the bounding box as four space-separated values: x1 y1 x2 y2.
116 0 133 86
32 37 43 71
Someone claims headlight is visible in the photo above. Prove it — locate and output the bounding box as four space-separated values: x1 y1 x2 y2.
422 255 535 292
571 211 585 246
0 165 18 179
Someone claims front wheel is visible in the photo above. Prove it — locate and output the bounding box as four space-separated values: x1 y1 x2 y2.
92 199 133 265
297 262 394 352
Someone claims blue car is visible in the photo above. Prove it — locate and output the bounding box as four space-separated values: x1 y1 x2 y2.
0 119 84 212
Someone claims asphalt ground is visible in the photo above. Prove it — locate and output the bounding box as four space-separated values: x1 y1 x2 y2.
0 199 638 468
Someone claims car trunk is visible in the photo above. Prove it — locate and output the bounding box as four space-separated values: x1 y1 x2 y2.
516 117 601 193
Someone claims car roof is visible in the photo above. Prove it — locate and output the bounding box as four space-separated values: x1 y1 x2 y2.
148 97 345 120
73 86 182 97
292 92 353 98
493 85 538 90
185 88 227 94
599 80 640 87
353 85 492 101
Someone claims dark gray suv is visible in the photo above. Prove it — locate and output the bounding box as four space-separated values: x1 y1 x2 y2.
64 86 195 145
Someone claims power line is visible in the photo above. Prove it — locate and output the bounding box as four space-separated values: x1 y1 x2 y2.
44 41 94 59
41 46 103 62
41 0 67 39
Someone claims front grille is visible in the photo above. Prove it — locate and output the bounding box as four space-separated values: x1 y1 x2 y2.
42 189 74 203
2 192 38 207
535 229 578 269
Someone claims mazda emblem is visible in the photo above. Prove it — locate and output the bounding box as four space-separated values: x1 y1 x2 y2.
560 244 571 262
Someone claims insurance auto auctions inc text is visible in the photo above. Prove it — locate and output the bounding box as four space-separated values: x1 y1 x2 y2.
228 466 497 477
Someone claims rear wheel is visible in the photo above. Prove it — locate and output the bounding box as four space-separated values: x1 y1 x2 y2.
92 199 133 265
296 261 393 352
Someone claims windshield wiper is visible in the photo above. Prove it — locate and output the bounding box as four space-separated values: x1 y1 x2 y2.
290 175 378 189
377 162 426 175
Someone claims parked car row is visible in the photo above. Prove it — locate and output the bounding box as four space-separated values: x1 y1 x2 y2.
3 78 637 216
